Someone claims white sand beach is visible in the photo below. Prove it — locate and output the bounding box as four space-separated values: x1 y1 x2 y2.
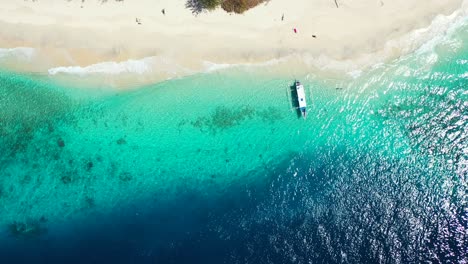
0 0 466 86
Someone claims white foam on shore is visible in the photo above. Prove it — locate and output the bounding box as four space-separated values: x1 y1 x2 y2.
304 2 468 77
0 47 35 60
202 61 236 73
201 56 290 73
44 56 196 89
392 11 465 56
347 70 363 79
1 1 466 86
49 57 154 75
388 3 467 59
111 7 468 81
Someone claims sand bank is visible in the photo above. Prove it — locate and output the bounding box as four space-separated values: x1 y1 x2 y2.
0 0 466 87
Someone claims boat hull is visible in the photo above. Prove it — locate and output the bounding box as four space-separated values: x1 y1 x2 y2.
295 81 307 119
300 107 307 119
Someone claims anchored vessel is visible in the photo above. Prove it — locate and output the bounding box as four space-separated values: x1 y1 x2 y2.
295 81 307 119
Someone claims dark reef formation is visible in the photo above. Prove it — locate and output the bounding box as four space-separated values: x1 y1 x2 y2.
186 0 268 14
8 220 47 239
189 105 283 133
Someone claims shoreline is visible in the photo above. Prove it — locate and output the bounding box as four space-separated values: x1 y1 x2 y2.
0 0 466 88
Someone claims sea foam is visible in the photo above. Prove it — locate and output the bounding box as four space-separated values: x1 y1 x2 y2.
0 47 35 60
306 2 468 76
47 56 195 79
48 57 155 76
202 56 289 73
28 0 468 84
201 0 467 78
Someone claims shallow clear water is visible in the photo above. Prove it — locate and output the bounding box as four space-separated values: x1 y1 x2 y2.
0 22 466 263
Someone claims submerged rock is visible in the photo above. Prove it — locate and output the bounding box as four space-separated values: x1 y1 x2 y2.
8 220 46 238
86 161 94 171
57 138 65 148
119 172 133 182
60 175 73 184
84 196 95 209
116 138 127 145
191 105 256 133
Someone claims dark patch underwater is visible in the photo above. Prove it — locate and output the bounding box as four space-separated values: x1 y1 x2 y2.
0 146 466 264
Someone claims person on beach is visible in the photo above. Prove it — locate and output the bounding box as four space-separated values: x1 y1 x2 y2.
282 14 284 21
162 9 165 15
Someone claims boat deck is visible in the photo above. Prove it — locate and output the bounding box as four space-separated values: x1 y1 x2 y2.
296 82 307 109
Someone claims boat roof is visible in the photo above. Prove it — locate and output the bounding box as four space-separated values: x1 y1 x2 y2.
296 83 307 108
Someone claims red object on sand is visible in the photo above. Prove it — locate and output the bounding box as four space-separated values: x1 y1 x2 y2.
293 28 297 33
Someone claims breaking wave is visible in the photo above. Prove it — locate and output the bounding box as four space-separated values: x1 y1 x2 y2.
0 47 36 61
0 1 466 86
47 56 193 77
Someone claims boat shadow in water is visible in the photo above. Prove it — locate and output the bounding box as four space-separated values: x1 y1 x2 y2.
288 83 303 119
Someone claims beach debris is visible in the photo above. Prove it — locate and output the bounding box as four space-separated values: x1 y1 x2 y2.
162 9 166 15
334 0 339 8
293 28 297 33
312 35 317 38
281 14 284 21
136 18 142 25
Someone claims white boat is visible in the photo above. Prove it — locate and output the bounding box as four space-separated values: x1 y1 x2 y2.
295 81 307 119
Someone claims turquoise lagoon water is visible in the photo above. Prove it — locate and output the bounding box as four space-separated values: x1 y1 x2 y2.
0 23 466 263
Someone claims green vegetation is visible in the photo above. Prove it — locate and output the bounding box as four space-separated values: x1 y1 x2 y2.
199 0 222 10
222 0 267 13
65 0 266 14
186 0 267 14
186 0 221 14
